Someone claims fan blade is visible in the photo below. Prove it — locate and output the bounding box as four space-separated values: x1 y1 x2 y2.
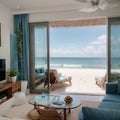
98 1 108 10
99 0 119 10
76 0 120 12
75 0 90 3
79 6 98 12
106 0 120 2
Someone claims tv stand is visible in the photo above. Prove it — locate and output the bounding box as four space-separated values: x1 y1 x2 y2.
0 81 21 104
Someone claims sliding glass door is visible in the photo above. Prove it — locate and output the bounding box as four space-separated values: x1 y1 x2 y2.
108 17 120 82
29 22 50 93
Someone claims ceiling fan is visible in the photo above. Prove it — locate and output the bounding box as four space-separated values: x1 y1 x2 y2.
75 0 119 12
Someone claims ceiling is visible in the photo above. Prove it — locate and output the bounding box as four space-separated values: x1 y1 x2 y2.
1 0 120 19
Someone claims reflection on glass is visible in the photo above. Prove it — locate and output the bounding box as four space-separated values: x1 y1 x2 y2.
34 26 47 91
34 94 56 106
110 21 120 82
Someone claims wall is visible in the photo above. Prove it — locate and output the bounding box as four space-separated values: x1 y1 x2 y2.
0 3 13 72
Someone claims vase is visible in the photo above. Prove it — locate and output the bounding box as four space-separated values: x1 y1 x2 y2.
11 76 17 82
21 81 28 94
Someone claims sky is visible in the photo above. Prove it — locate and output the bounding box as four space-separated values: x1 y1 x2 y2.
50 25 107 58
111 25 120 57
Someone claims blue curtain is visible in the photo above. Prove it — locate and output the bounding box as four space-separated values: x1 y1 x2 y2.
14 14 29 84
10 34 18 70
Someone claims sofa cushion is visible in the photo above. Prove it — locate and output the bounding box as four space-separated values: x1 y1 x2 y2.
40 73 45 80
35 69 40 74
40 68 45 73
99 101 120 110
35 68 45 74
103 94 120 102
106 82 118 94
117 80 120 94
82 106 120 120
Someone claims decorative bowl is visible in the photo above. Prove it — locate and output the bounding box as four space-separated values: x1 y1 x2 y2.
64 96 73 104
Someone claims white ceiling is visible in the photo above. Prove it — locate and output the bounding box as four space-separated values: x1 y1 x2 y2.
1 0 120 19
0 0 83 13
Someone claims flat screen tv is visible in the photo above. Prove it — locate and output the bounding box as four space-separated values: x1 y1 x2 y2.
0 59 6 84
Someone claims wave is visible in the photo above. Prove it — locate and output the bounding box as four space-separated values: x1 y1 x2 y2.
50 64 82 68
50 64 106 69
62 64 83 68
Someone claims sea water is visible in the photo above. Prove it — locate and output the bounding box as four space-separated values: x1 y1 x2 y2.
35 57 107 69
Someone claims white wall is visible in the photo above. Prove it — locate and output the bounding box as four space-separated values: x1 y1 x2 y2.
0 3 13 72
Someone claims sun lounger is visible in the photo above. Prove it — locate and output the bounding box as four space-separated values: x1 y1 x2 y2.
44 69 72 90
95 74 107 89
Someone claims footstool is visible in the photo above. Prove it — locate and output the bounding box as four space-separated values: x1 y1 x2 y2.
13 92 26 106
27 109 40 120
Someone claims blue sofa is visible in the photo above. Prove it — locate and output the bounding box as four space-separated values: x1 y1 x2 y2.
35 68 46 80
78 81 120 120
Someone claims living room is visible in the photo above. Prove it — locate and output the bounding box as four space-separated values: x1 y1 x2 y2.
1 0 120 120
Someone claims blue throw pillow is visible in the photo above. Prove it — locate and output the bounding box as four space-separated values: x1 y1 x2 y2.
82 106 120 120
106 82 117 94
40 68 45 73
117 80 120 94
35 69 40 74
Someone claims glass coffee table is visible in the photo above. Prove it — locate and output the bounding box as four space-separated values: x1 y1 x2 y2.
28 94 81 120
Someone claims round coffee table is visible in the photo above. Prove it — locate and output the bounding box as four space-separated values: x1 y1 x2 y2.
28 94 81 120
50 94 81 120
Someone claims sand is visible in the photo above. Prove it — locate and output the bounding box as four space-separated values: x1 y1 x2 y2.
50 68 106 95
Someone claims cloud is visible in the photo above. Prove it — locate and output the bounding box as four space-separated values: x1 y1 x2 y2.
83 34 107 57
91 35 106 46
50 34 107 57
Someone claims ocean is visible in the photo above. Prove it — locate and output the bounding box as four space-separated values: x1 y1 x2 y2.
35 57 108 69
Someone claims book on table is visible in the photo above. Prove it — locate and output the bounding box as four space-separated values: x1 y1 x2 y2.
52 100 64 105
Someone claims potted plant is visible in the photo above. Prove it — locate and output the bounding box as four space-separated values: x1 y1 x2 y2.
8 70 19 82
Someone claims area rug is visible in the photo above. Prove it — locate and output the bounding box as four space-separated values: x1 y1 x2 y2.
2 100 100 120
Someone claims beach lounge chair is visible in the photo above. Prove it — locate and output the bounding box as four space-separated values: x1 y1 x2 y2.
44 69 72 90
95 74 107 89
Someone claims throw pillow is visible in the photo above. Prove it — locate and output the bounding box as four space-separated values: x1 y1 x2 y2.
35 69 40 74
117 80 120 94
82 106 120 120
40 68 45 73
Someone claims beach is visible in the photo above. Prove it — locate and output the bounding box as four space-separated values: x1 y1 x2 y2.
35 57 108 94
51 68 106 95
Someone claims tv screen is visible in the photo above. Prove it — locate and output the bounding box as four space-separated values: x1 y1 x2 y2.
0 59 6 81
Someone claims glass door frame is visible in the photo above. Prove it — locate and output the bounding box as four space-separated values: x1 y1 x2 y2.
29 22 50 93
107 17 120 82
